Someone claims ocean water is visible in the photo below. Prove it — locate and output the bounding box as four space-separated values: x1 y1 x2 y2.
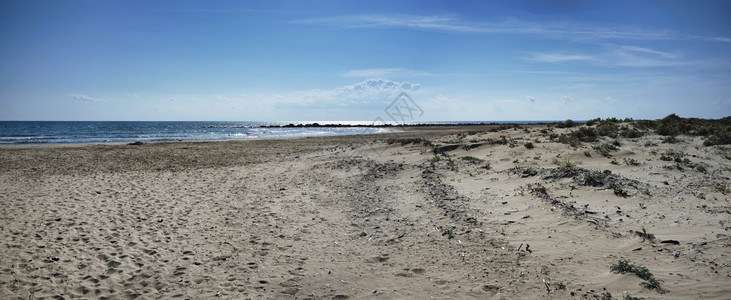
0 121 548 145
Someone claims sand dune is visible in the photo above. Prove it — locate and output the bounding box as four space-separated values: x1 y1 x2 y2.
1 124 729 299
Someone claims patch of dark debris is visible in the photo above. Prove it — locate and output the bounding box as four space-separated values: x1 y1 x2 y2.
509 166 641 197
528 183 608 228
313 158 405 178
420 169 480 226
317 159 408 230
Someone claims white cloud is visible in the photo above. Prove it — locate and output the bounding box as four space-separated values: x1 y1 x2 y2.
68 93 98 102
280 78 419 108
335 78 420 94
526 96 536 103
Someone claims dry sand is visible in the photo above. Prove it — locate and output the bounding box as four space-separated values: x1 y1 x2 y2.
0 125 729 299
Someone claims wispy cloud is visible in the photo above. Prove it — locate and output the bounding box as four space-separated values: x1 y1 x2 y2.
294 14 480 33
526 52 596 63
610 45 687 67
618 45 679 59
526 45 705 68
341 68 432 78
294 14 729 43
68 93 98 102
550 83 597 91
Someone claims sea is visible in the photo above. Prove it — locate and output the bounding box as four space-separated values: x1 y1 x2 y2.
0 121 549 145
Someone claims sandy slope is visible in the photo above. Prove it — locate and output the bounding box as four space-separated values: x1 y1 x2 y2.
0 125 728 299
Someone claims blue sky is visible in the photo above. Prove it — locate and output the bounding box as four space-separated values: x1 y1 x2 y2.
1 0 729 121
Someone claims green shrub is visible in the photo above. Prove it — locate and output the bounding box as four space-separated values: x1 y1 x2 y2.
621 128 646 138
592 143 618 157
634 119 657 130
624 158 640 166
641 277 663 291
660 150 685 162
610 260 663 293
556 119 578 128
597 121 619 137
576 127 599 142
662 136 681 144
654 114 731 146
714 183 727 193
585 118 601 126
561 160 577 168
610 260 634 273
703 129 731 146
656 113 689 136
631 265 654 281
556 127 600 146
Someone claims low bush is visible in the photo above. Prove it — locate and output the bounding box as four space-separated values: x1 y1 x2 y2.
610 260 664 293
556 119 579 128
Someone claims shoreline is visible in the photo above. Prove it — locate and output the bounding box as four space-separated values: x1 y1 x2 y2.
0 124 514 149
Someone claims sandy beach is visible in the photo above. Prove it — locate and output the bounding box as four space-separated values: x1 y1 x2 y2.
1 123 729 299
